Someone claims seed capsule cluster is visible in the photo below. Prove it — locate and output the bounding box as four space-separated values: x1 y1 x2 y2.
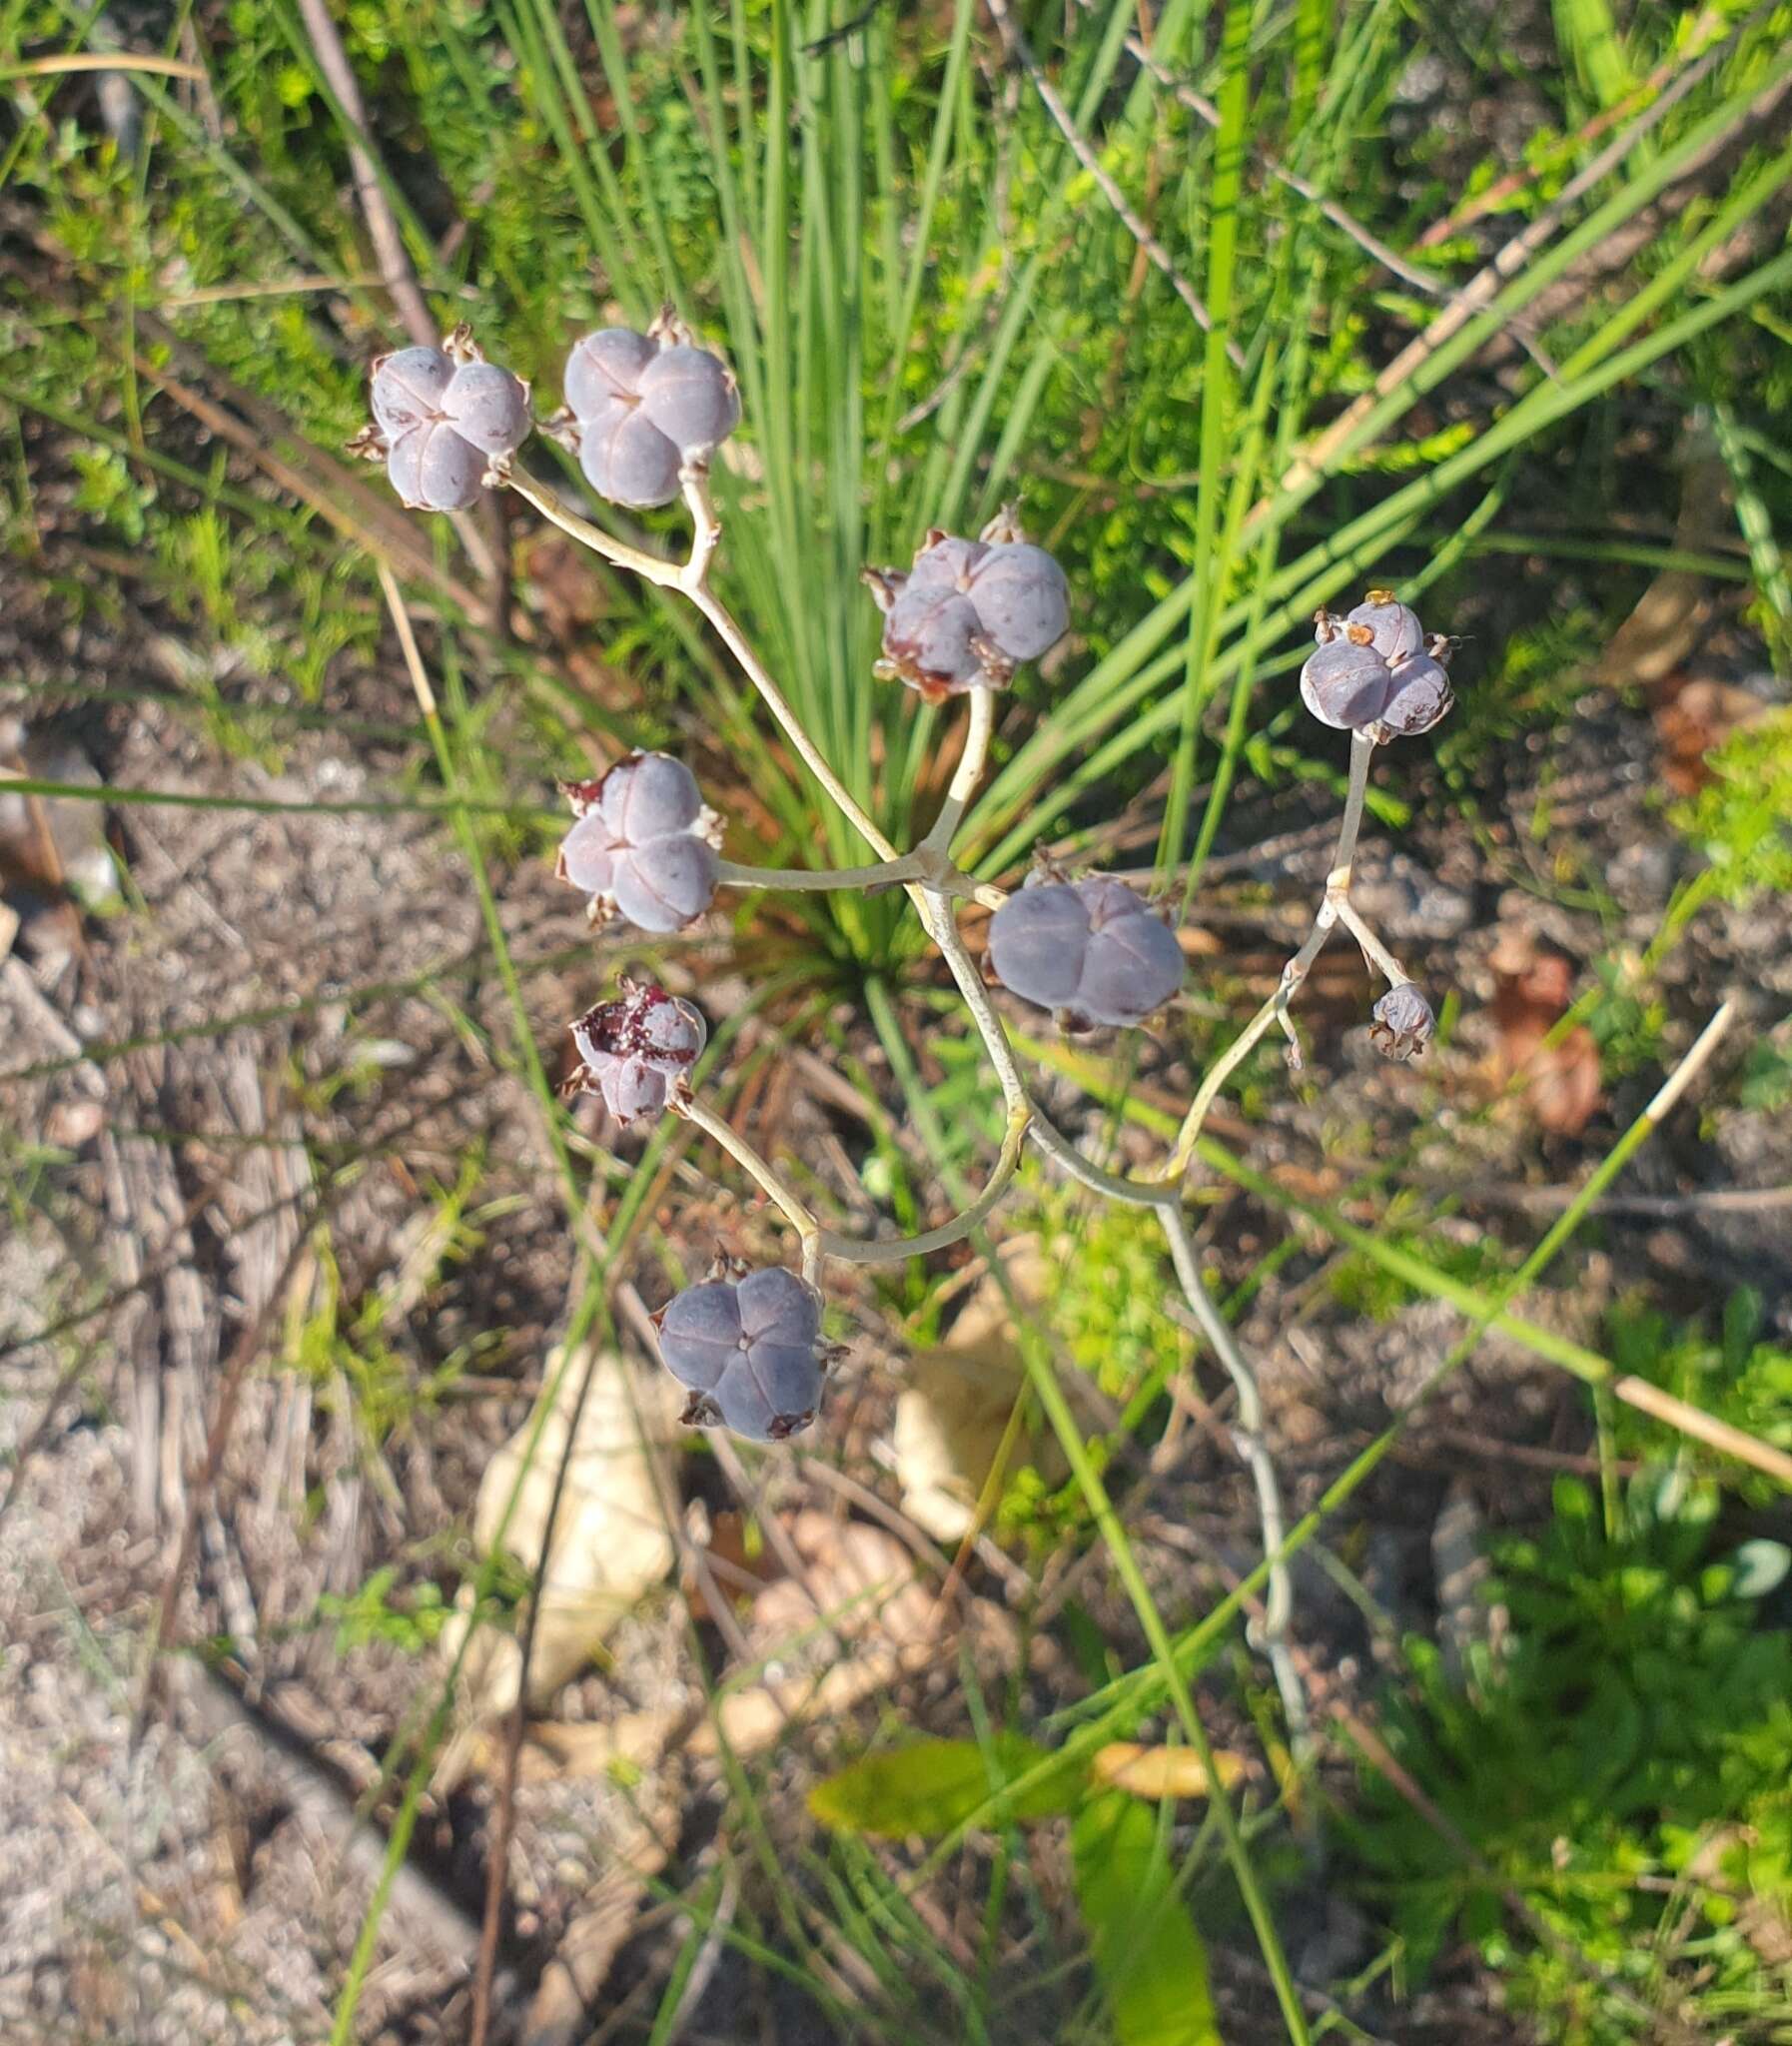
1303 591 1456 739
353 317 1464 1447
359 312 739 520
654 1264 830 1442
561 322 740 509
867 516 1070 700
556 752 723 934
988 874 1184 1031
567 980 706 1124
367 335 532 511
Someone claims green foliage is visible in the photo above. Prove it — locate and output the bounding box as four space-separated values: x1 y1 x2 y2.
1073 1791 1225 2046
316 1563 448 1654
1607 1289 1792 1510
1672 710 1792 904
1341 1471 1792 2043
813 1734 1227 2045
1736 1020 1792 1115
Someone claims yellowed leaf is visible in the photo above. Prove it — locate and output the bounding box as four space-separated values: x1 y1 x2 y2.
1090 1742 1250 1802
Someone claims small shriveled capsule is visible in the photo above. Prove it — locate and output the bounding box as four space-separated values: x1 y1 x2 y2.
1369 983 1435 1062
568 981 706 1125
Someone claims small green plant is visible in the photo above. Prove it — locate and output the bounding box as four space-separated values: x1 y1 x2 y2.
1339 1469 1792 2043
1607 1289 1792 1511
1672 710 1792 905
316 1563 449 1656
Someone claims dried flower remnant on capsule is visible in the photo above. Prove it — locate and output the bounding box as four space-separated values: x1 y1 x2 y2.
1345 589 1424 663
357 326 531 512
988 872 1184 1032
566 980 706 1125
557 310 740 510
556 751 724 934
866 509 1070 701
1369 983 1435 1062
653 1262 840 1442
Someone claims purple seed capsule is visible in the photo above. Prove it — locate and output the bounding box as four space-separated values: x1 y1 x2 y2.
636 344 741 457
574 395 685 509
1300 635 1393 730
655 1265 827 1443
906 532 989 590
555 753 721 933
441 361 531 457
1376 651 1454 737
371 347 454 436
568 981 707 1126
880 583 986 696
597 751 704 844
966 542 1070 663
556 812 616 898
386 419 486 512
736 1265 821 1346
564 327 658 415
988 875 1183 1029
1071 880 1184 1028
656 1279 742 1394
1346 592 1424 663
987 882 1092 1009
610 834 720 934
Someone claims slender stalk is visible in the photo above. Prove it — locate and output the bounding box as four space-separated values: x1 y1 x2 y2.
675 1096 821 1283
677 475 903 864
818 1105 1031 1266
1026 1116 1310 1765
1333 895 1409 989
1150 730 1375 1183
715 850 1004 908
716 853 925 893
502 465 685 586
920 677 995 857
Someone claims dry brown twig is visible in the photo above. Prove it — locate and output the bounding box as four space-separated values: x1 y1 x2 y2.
979 0 1245 369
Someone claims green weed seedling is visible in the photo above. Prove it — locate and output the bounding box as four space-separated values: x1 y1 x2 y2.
1340 1466 1792 2044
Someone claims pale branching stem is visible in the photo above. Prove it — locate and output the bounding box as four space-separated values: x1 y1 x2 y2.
1334 896 1409 989
918 888 1031 1122
715 851 1002 909
508 466 901 864
917 880 1312 1758
502 468 684 588
674 1096 821 1285
922 685 995 857
1149 731 1377 1184
818 1106 1031 1267
678 470 723 590
688 576 901 864
716 853 926 893
517 456 1312 1767
678 475 902 865
1025 1115 1312 1761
